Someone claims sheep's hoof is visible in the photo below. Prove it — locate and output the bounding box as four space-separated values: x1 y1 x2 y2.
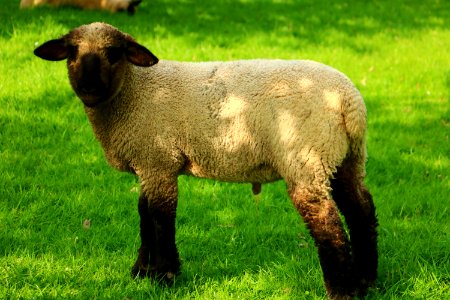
149 269 178 285
355 278 376 298
327 294 353 300
325 284 357 300
131 263 179 285
131 263 149 279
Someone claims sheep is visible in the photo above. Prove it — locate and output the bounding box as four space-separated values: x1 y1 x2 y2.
20 0 142 14
33 22 378 299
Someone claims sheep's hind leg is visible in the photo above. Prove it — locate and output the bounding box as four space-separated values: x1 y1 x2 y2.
289 183 355 299
131 187 180 284
331 165 378 296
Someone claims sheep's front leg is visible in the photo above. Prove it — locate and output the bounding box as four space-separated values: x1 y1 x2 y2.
289 184 355 299
131 180 180 283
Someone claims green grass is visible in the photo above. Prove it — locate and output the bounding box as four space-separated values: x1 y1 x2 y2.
1 0 449 298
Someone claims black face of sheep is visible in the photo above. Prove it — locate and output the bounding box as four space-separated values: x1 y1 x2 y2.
34 24 158 107
34 22 379 299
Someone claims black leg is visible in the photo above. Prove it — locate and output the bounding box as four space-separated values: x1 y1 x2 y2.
131 190 180 283
131 193 153 278
331 158 378 297
289 184 356 299
331 178 378 295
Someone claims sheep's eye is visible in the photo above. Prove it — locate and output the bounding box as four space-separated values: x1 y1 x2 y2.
67 45 78 59
106 46 124 64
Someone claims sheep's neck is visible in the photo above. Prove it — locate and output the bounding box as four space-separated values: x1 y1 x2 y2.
83 83 137 172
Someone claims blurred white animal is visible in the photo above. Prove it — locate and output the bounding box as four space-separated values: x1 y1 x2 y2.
20 0 142 14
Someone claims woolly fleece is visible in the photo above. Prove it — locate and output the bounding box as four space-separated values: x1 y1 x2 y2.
86 58 367 196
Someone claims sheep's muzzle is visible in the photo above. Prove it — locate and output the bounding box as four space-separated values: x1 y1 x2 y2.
75 54 108 107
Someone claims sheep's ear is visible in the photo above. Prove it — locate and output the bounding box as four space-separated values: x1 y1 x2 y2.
125 41 158 67
34 38 69 61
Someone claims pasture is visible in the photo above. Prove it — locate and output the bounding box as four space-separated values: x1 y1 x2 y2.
0 0 449 298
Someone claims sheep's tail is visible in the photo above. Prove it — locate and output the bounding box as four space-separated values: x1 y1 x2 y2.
342 87 368 175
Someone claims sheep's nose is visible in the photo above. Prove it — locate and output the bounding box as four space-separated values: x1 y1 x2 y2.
79 83 99 94
78 54 104 95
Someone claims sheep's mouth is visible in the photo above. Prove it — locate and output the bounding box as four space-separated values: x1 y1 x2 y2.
77 90 108 107
75 81 109 107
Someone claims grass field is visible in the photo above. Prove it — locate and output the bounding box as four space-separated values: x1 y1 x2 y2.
1 0 449 299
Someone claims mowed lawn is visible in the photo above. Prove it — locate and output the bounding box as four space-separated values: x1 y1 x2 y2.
0 0 449 299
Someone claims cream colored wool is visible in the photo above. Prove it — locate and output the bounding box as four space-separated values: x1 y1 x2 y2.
20 0 138 12
85 57 367 197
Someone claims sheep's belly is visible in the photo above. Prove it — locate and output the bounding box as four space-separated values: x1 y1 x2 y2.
182 159 281 183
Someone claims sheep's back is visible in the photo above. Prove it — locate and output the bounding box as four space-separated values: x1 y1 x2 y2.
134 60 364 183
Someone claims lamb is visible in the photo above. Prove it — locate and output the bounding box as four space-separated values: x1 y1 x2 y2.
20 0 142 14
33 22 378 299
